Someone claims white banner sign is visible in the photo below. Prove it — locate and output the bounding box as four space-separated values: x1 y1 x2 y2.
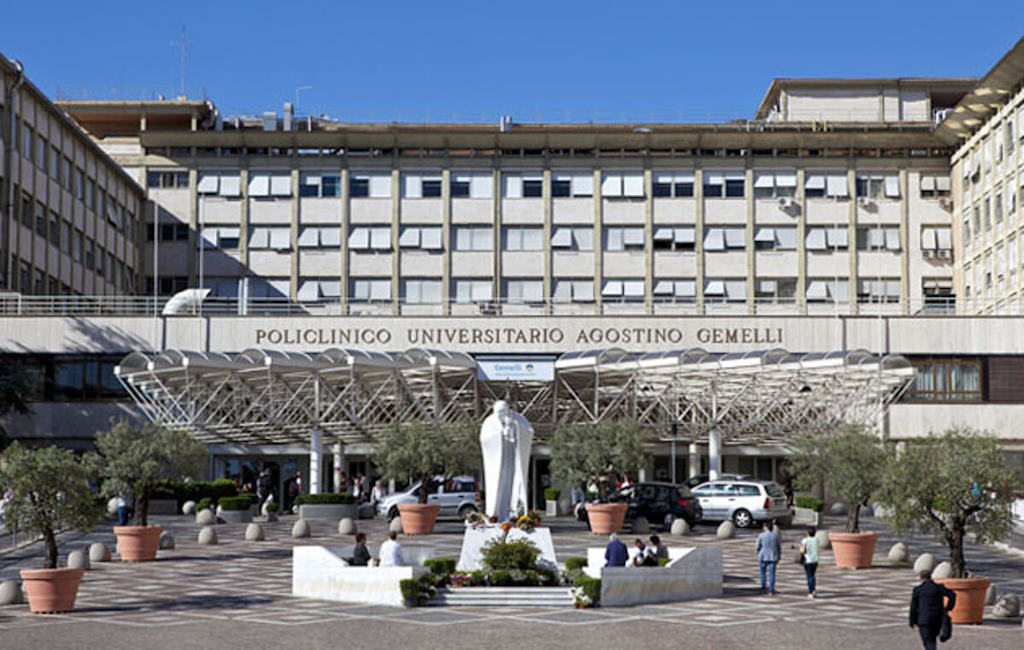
476 359 555 381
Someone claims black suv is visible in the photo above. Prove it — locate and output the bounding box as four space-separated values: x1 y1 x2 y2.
578 482 702 530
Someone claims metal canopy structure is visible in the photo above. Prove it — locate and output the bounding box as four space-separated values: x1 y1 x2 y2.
116 346 913 448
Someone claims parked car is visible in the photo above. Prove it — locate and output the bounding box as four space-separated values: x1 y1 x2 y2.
683 473 750 490
691 480 792 528
376 475 479 521
577 482 702 530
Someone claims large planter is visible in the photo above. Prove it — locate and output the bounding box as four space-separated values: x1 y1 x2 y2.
113 525 164 562
298 503 359 521
397 503 440 535
936 577 991 625
828 531 878 569
545 500 560 517
20 567 85 614
586 502 629 535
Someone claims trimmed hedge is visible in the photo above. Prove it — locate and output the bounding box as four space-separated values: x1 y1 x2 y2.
400 578 421 606
150 487 176 501
157 479 238 508
264 501 279 513
574 575 601 606
424 557 457 578
238 492 257 506
543 487 561 501
219 496 251 511
564 556 588 572
294 493 356 506
795 495 825 512
196 497 213 513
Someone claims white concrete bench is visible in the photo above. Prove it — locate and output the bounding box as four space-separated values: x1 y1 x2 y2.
292 545 432 607
583 546 723 607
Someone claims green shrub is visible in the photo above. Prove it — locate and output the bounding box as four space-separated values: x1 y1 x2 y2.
150 487 175 500
264 501 279 513
564 556 588 572
481 537 539 572
196 497 213 513
211 478 238 500
294 493 356 506
575 576 601 606
424 557 457 578
400 579 421 606
238 492 257 506
469 569 486 586
219 496 251 511
544 487 561 501
657 557 671 567
795 495 825 512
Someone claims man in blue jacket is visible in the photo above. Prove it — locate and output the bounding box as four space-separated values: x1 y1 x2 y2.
910 569 956 650
604 533 628 567
756 520 781 595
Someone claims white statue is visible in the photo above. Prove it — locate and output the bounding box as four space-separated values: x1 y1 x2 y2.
479 400 534 522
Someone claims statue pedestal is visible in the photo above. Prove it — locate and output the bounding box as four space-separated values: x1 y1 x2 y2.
456 526 558 571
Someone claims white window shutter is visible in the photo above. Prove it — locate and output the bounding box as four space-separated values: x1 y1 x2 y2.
399 227 421 248
571 173 594 197
369 174 392 198
675 281 696 298
775 172 797 188
320 227 341 247
573 228 594 250
348 227 370 250
885 228 901 251
269 228 291 250
827 228 848 248
653 280 673 295
371 227 391 250
553 281 571 301
469 174 492 199
248 174 270 197
675 228 695 244
402 174 423 198
219 175 241 197
421 227 443 250
804 174 826 190
805 228 826 250
623 280 645 297
601 280 623 297
471 281 491 302
601 174 622 197
270 174 292 197
197 174 219 194
297 281 320 302
473 227 492 251
826 174 848 197
653 228 674 241
753 173 774 189
574 281 595 302
920 175 936 192
883 175 900 198
704 228 725 251
623 228 644 247
298 227 320 248
504 175 523 199
936 227 952 250
725 228 745 248
921 227 937 250
703 280 725 296
622 173 644 198
249 227 269 249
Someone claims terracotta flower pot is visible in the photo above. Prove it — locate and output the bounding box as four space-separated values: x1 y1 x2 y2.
828 531 878 569
113 525 164 562
397 503 440 535
935 577 990 625
586 502 629 535
20 567 85 614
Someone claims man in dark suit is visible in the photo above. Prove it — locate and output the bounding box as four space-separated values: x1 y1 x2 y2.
909 569 956 650
604 533 628 567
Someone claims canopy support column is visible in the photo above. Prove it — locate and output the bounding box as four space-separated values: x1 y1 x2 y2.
708 387 721 481
310 428 322 495
688 442 700 478
332 442 344 493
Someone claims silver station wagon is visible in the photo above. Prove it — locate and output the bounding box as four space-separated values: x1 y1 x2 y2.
691 479 792 528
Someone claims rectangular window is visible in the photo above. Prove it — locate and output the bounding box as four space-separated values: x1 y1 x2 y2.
603 226 645 251
502 226 544 251
453 279 492 303
651 279 696 303
550 227 593 251
451 172 492 199
805 278 849 303
453 226 493 251
753 226 797 251
856 278 901 304
703 227 745 251
248 172 291 198
299 173 342 197
75 168 85 201
402 172 443 198
703 278 746 303
20 194 32 228
907 359 981 401
501 172 544 199
401 278 442 304
35 202 46 238
805 172 849 198
348 172 390 198
754 278 797 303
752 171 797 199
652 227 696 252
601 278 645 302
84 240 95 270
551 172 593 198
919 174 952 198
702 171 744 198
504 279 545 304
348 226 391 251
922 279 954 312
856 173 899 199
552 279 596 303
601 172 644 199
350 278 392 302
856 226 900 252
48 212 59 248
49 145 60 179
653 172 695 198
61 157 72 189
61 221 72 255
22 125 33 163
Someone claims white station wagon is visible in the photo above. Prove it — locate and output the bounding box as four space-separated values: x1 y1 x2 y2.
691 480 792 528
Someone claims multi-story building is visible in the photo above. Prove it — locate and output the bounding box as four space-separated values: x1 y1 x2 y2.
1 55 145 298
4 40 1024 500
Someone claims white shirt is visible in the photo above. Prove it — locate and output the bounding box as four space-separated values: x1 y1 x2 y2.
378 539 403 567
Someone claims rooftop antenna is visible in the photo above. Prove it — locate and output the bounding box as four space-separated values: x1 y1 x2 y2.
171 25 191 97
295 85 313 113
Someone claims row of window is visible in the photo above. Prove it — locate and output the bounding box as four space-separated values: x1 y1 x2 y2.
0 355 126 401
189 274 950 305
186 223 947 254
155 168 952 201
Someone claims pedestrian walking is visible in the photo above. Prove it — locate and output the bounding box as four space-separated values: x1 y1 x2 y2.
800 527 820 597
256 468 273 507
910 569 956 650
756 520 781 595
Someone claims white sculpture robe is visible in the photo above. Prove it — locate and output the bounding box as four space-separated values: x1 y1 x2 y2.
479 400 534 522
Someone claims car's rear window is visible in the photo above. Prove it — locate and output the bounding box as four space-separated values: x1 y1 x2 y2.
765 483 785 497
675 486 693 499
737 485 760 496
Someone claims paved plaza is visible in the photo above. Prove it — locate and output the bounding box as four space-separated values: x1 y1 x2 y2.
1 513 1022 649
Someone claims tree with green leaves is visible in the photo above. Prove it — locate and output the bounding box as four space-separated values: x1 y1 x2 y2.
788 424 889 533
0 443 102 569
0 361 40 452
373 420 481 503
878 426 1019 579
550 419 646 502
90 420 206 527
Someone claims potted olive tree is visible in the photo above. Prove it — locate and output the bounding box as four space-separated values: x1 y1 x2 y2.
789 425 889 568
550 419 645 534
879 427 1018 624
374 420 480 535
0 443 101 613
92 419 205 562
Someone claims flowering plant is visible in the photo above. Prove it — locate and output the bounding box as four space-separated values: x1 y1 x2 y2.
571 585 593 608
450 572 474 588
515 510 541 533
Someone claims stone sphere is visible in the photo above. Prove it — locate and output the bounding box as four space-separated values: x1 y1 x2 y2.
158 531 175 550
88 542 111 563
245 523 266 541
196 509 216 526
931 561 953 579
716 521 735 539
292 519 311 538
389 517 403 534
265 512 278 523
985 583 998 606
106 497 120 515
992 594 1020 618
0 580 23 606
859 505 875 518
337 518 357 535
913 553 936 575
815 530 831 550
182 500 196 515
198 526 218 546
632 516 650 534
670 518 690 537
887 542 909 563
66 549 90 571
828 502 847 517
261 501 274 516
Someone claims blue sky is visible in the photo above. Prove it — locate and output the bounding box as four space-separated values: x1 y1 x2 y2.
5 1 1024 123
